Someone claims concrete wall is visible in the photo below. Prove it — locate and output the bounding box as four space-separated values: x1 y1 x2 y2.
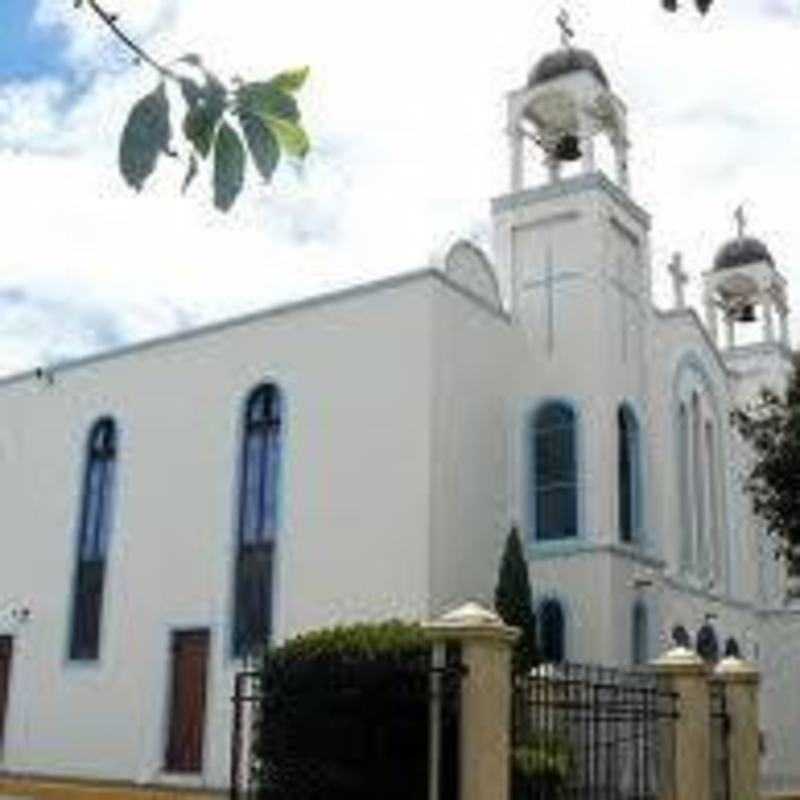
0 274 438 789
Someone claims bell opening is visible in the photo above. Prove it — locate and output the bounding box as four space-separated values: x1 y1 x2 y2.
554 134 582 162
737 304 757 324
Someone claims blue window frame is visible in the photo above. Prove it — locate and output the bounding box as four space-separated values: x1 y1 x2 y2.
538 599 566 664
69 417 117 661
533 402 578 541
618 405 641 544
233 384 282 658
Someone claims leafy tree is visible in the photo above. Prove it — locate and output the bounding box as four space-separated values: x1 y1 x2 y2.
495 525 538 673
731 353 800 577
74 0 310 212
662 0 714 13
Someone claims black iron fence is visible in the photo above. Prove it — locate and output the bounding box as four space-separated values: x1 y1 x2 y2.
231 648 463 800
709 681 731 800
510 662 679 800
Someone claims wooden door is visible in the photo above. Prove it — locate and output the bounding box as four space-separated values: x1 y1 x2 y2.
164 630 210 773
0 637 12 749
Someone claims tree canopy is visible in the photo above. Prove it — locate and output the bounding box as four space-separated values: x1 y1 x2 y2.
74 0 310 212
731 353 800 576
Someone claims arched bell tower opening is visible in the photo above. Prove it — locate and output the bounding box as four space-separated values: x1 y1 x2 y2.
506 12 630 194
703 207 790 352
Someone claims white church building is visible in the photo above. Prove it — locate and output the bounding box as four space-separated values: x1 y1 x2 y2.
1 32 800 795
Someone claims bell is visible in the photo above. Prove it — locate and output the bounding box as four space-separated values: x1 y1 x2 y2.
554 133 582 162
737 304 756 323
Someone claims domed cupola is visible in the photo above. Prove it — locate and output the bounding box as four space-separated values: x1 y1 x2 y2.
713 236 775 271
504 10 630 194
528 48 610 90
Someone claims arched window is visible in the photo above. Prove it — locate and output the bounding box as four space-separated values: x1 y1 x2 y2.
533 402 578 541
618 405 641 543
233 384 283 657
705 421 722 586
70 417 117 661
632 602 648 665
677 403 692 571
692 393 709 575
538 599 566 664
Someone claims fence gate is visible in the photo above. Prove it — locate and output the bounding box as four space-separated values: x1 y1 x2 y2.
230 647 463 799
709 681 731 800
510 662 679 800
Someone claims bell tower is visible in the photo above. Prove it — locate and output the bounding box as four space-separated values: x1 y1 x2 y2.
703 207 792 398
494 18 654 550
506 10 631 196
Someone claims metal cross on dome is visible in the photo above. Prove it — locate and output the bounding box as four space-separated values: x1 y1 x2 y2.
557 8 575 48
734 204 747 241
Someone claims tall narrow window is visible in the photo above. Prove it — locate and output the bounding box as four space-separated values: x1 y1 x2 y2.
533 402 578 541
539 599 566 664
632 602 648 665
705 422 722 586
678 403 692 572
70 417 117 661
233 384 282 658
692 393 709 576
618 405 641 544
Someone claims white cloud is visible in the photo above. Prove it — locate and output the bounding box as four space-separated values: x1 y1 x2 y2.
1 0 799 372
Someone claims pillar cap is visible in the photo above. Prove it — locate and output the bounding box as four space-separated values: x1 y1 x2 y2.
424 601 520 644
713 656 761 684
650 646 708 675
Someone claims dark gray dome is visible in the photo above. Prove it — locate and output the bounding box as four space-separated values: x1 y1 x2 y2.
714 237 774 271
528 48 610 89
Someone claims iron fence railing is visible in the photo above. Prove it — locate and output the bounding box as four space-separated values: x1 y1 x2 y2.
511 662 679 800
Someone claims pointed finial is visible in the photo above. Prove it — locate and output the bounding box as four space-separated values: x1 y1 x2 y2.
734 204 747 241
557 8 575 48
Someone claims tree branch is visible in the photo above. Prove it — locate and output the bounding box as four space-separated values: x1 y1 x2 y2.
82 0 181 82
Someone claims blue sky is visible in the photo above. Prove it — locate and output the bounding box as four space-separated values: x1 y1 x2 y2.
0 0 799 376
0 0 71 81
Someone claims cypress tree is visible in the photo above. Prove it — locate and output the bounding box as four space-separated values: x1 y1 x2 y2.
494 525 538 673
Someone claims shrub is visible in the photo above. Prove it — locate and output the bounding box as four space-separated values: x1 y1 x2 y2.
495 525 538 673
254 620 458 800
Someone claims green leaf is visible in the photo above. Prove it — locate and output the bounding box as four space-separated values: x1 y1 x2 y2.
213 122 246 212
178 53 203 68
268 66 310 94
183 105 217 158
237 82 299 122
240 114 280 184
181 75 227 159
119 82 171 192
264 115 310 158
182 153 199 194
179 77 203 109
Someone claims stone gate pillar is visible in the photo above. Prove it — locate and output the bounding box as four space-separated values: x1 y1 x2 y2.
651 646 711 800
425 602 519 800
714 656 761 800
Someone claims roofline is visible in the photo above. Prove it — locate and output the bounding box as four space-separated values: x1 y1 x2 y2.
654 305 733 378
0 267 510 390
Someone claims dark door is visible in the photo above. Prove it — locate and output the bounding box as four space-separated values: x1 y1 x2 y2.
0 637 12 749
164 630 210 773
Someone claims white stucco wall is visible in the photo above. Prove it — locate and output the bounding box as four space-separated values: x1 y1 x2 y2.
0 273 440 789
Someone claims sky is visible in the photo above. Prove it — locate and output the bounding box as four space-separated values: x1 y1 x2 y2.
0 0 799 375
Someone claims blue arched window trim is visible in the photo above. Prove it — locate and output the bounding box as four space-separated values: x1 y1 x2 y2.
69 417 117 661
532 402 578 542
233 384 283 658
618 404 642 544
538 599 566 664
